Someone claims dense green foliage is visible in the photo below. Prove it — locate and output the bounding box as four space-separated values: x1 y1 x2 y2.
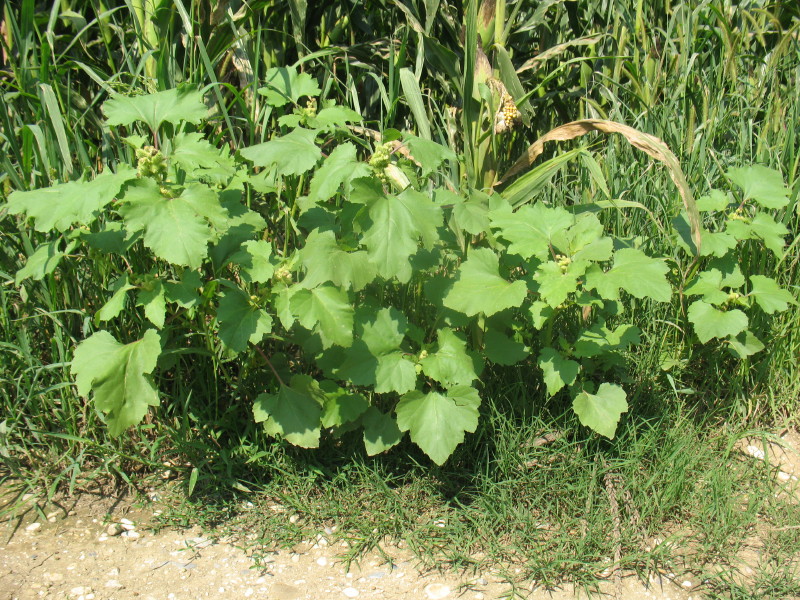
1 0 798 475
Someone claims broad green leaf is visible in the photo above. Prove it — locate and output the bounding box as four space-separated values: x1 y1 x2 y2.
684 270 731 305
6 166 135 232
361 306 408 355
308 143 370 202
216 288 272 353
562 214 614 263
584 248 671 302
489 203 574 259
374 352 418 394
572 383 628 439
170 132 236 181
402 134 457 176
444 248 528 316
319 382 369 428
253 375 323 448
396 386 481 465
538 348 580 396
453 195 490 235
307 105 363 130
573 322 641 358
137 278 166 328
229 240 274 283
696 189 731 212
727 330 765 358
748 275 795 314
258 66 321 107
483 329 528 365
750 212 790 256
361 407 403 456
529 301 554 329
15 240 66 284
708 254 746 288
164 270 203 309
81 221 139 254
673 213 737 257
209 198 268 267
119 179 221 269
420 328 478 387
71 329 161 437
533 261 583 307
240 128 321 176
290 285 353 348
103 87 207 131
361 189 442 282
300 230 377 291
727 166 790 209
95 274 134 324
688 300 748 343
335 307 415 393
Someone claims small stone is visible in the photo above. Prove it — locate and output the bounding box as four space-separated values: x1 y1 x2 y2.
121 530 141 539
26 523 41 532
745 445 765 460
425 583 451 599
97 535 109 542
316 557 328 567
107 524 124 536
105 580 124 589
70 586 90 595
682 580 693 589
271 583 302 600
244 590 253 597
324 526 335 535
475 577 488 586
289 514 300 524
22 493 35 501
291 554 300 563
46 511 59 520
342 587 359 598
778 471 791 482
44 573 64 583
474 594 485 600
367 571 385 579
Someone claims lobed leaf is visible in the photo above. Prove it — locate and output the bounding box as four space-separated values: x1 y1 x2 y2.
444 248 527 316
396 386 481 465
572 383 628 439
253 375 323 448
71 329 161 437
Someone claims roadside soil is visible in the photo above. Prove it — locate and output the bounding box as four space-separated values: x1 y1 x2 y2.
1 430 797 600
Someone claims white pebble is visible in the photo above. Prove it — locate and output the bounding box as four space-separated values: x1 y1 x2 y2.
682 580 693 588
70 587 90 595
745 445 765 460
291 554 300 563
425 583 451 599
316 557 328 567
26 523 41 532
289 514 300 524
121 530 140 539
343 587 359 598
475 594 485 600
107 524 124 536
105 580 124 589
778 471 791 482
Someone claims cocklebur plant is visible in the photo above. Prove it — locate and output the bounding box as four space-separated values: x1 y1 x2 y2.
6 79 796 465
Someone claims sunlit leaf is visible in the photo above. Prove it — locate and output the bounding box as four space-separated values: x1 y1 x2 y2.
71 329 161 437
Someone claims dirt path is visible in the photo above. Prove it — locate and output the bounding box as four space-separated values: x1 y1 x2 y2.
0 491 698 600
